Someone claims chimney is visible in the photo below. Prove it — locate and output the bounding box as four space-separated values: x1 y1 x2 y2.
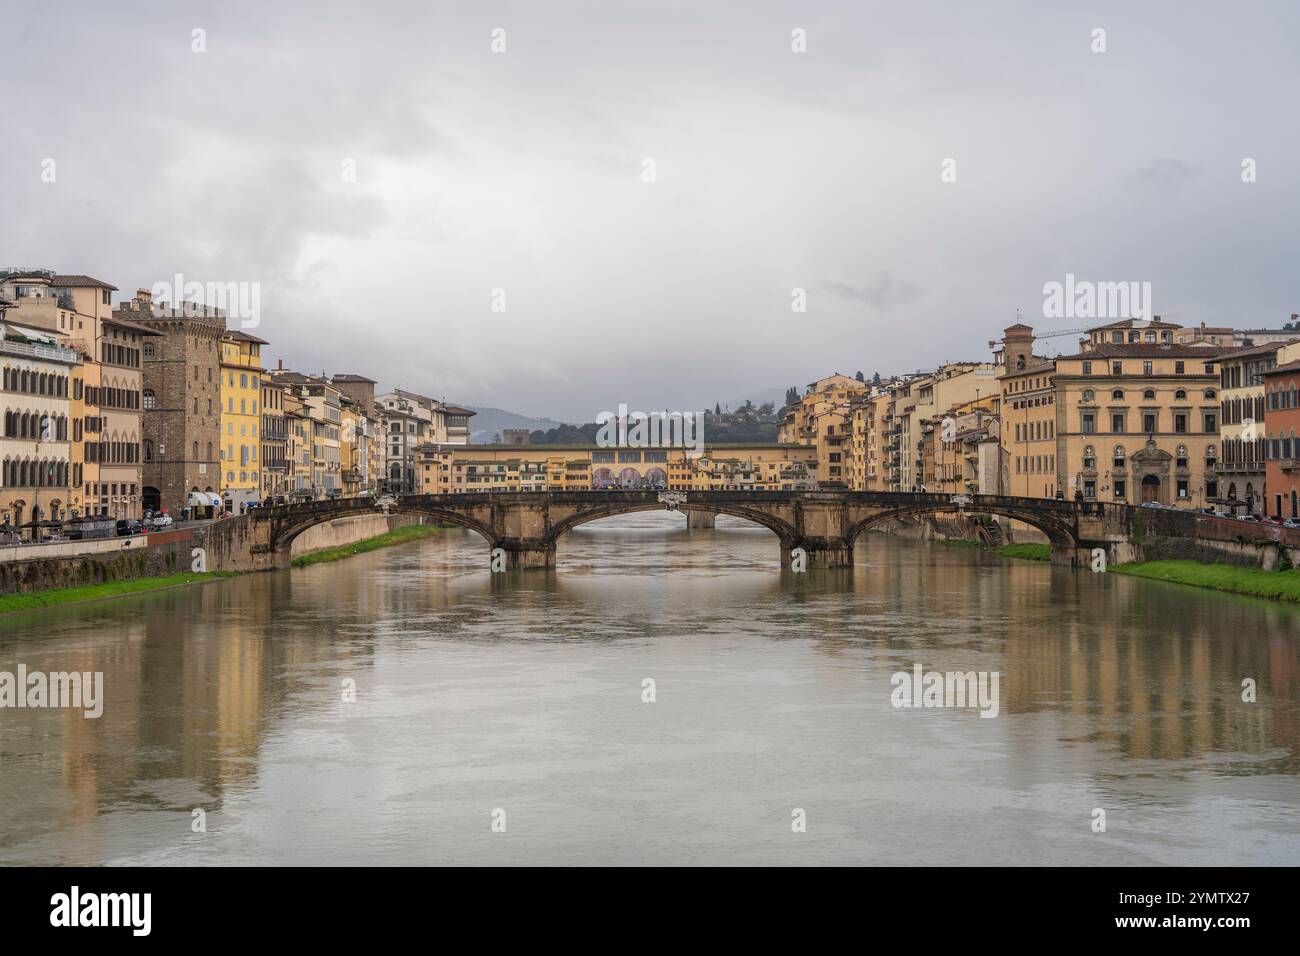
136 287 152 303
278 358 284 370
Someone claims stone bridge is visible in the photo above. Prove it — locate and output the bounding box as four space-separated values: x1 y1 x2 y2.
233 490 1154 571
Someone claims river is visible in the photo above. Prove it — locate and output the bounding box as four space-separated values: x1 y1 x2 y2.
1 513 1297 865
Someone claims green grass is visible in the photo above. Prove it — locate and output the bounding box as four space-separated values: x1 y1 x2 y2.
291 523 444 567
1109 560 1300 603
0 571 239 615
997 543 1052 562
938 537 983 549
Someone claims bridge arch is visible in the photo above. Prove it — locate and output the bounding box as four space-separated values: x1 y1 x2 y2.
547 501 798 548
267 501 496 559
846 502 1079 549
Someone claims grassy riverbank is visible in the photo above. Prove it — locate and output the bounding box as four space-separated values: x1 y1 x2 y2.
291 522 444 567
1108 560 1300 603
996 543 1052 561
0 571 240 615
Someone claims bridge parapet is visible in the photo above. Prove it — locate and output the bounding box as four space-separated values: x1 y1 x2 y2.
235 488 1183 572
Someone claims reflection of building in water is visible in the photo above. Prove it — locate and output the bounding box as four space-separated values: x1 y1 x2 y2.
997 574 1295 764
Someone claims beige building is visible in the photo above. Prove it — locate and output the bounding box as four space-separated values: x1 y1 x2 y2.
1215 338 1300 514
1055 325 1223 507
778 373 869 489
1 270 156 519
0 311 77 534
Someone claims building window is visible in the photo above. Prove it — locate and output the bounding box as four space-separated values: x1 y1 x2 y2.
1143 361 1153 376
1082 361 1092 375
1111 414 1126 433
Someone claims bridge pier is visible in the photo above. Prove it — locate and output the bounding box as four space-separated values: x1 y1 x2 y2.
686 511 716 531
499 543 556 570
783 540 854 569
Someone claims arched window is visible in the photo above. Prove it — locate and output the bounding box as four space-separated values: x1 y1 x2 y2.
1143 389 1155 400
143 389 156 410
1174 389 1186 401
1112 389 1125 400
1082 389 1095 403
1113 445 1126 468
1205 389 1216 400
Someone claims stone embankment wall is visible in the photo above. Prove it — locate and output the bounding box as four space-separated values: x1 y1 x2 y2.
1128 510 1300 570
287 513 422 556
0 514 425 595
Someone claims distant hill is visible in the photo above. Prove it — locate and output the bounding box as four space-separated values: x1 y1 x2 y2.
715 386 791 413
465 406 566 443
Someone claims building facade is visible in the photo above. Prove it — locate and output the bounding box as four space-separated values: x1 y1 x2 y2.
219 331 267 513
1216 339 1300 515
116 289 224 518
1263 361 1300 520
0 311 77 534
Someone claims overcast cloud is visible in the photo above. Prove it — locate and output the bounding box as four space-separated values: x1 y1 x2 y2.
2 0 1297 420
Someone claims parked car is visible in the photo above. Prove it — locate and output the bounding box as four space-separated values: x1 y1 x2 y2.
116 519 146 537
1282 518 1300 529
145 512 173 529
1236 514 1260 522
63 516 117 540
1261 516 1283 526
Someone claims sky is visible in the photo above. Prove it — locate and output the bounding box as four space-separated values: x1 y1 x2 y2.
3 0 1298 421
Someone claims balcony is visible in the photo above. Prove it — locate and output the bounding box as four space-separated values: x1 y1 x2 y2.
0 336 79 364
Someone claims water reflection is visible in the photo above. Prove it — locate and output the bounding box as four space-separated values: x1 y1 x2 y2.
0 512 1297 865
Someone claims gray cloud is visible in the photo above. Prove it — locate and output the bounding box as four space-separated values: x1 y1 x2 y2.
822 274 922 308
2 0 1298 421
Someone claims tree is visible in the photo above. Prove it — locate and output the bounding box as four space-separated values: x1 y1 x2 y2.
872 372 882 386
855 370 865 382
715 402 721 415
784 386 799 407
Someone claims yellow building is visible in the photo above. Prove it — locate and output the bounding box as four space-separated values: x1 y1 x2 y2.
415 443 817 494
996 324 1059 499
219 331 266 512
339 399 362 496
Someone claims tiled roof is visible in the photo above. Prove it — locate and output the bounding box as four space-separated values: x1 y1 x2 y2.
1215 339 1300 361
221 329 269 344
1060 343 1227 359
51 274 118 290
1262 360 1300 376
103 314 163 336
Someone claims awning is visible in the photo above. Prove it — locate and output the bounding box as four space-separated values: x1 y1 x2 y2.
187 492 207 507
207 493 223 508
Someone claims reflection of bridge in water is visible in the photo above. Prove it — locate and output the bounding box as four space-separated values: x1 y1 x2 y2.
227 490 1209 570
